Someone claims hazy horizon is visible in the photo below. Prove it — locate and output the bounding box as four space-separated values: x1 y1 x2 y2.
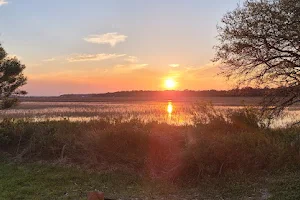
0 0 240 95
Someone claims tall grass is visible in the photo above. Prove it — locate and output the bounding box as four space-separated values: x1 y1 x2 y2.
1 104 300 182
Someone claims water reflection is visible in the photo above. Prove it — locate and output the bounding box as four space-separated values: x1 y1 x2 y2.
1 101 300 128
167 101 173 119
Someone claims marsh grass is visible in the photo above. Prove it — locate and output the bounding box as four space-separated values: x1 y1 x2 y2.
1 101 299 128
1 104 300 183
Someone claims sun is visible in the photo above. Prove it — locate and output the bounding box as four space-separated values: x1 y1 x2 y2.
164 78 177 89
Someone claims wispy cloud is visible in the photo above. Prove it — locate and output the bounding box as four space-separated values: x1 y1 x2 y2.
84 32 128 47
0 0 8 6
181 62 221 79
125 56 139 63
131 64 148 69
115 55 148 72
43 58 56 62
114 63 148 72
169 64 180 68
67 53 126 62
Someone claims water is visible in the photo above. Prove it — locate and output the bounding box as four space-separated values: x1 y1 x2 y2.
0 101 299 128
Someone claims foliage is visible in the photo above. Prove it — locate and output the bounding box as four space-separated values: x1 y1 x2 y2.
215 0 300 117
180 104 299 180
1 105 300 182
0 44 27 109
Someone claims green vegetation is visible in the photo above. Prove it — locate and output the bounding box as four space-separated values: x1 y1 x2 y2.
0 161 143 200
1 105 300 179
1 161 300 199
0 44 27 109
1 104 300 199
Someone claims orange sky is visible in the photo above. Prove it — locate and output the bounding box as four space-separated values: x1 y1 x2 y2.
0 0 239 95
23 61 231 95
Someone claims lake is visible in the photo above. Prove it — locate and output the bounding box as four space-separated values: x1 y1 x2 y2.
1 100 300 128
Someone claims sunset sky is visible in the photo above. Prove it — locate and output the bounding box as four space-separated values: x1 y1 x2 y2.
0 0 240 96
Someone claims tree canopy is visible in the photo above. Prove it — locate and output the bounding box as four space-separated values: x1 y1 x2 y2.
215 0 300 117
0 44 27 109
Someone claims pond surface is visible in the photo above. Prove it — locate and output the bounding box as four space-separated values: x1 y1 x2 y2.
0 101 299 128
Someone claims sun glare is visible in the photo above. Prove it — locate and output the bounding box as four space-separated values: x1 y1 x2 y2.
167 102 173 114
165 78 177 89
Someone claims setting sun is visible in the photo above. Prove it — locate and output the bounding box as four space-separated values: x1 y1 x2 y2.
1 0 299 198
165 78 177 89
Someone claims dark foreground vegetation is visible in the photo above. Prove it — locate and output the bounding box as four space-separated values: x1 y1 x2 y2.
1 105 300 199
1 105 300 179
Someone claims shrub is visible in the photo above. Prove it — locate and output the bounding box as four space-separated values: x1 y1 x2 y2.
1 106 300 182
178 104 300 180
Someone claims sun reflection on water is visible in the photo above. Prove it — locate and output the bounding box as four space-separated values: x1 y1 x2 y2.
167 101 173 119
1 101 299 128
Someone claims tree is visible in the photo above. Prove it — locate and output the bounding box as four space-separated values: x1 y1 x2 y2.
0 44 27 109
214 0 300 118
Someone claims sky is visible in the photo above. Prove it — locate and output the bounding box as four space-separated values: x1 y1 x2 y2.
0 0 241 96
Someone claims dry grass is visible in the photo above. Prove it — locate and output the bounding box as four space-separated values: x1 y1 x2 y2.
1 101 300 128
1 104 300 182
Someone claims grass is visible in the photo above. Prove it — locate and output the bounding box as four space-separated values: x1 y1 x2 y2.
1 161 300 199
1 105 300 179
2 100 299 128
0 160 145 200
1 103 300 199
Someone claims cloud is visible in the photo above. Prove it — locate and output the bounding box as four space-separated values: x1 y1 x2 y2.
84 32 128 47
114 55 148 73
114 63 148 72
0 0 8 6
181 62 221 79
131 64 148 69
125 56 139 63
43 58 56 62
169 64 180 68
67 53 126 62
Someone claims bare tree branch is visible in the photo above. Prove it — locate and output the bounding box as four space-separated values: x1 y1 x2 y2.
215 0 300 118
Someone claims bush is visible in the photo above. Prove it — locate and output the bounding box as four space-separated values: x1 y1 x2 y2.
176 103 300 180
1 106 300 182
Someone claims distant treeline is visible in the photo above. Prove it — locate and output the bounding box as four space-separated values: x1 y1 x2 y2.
60 87 279 98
